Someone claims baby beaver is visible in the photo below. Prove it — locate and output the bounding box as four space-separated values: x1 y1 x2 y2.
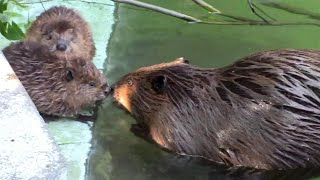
111 50 320 170
3 41 107 117
26 6 95 61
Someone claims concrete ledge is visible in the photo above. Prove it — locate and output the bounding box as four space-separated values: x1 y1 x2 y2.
0 51 67 179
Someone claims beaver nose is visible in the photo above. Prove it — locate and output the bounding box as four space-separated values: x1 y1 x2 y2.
105 85 114 97
56 44 67 51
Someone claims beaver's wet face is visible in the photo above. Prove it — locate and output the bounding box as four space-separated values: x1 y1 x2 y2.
26 6 95 60
113 58 192 122
4 38 102 118
113 74 166 115
64 59 108 110
40 21 81 58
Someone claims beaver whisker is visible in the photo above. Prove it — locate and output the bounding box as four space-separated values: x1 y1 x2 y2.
167 85 192 110
136 93 152 110
164 75 200 106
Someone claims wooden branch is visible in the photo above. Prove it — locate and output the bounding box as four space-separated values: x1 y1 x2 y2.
113 0 320 27
191 0 220 13
63 0 114 7
20 0 52 4
200 20 320 26
216 13 261 22
22 0 114 6
262 2 320 20
112 0 201 23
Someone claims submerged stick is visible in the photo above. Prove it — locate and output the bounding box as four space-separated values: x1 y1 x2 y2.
112 0 201 23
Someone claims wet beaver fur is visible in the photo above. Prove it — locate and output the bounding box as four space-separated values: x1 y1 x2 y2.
3 41 107 117
111 50 320 170
26 6 95 61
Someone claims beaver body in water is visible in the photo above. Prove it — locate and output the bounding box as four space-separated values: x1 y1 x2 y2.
111 50 320 170
3 41 107 117
26 6 95 61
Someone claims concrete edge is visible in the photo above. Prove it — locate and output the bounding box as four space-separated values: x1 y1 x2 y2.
0 51 68 180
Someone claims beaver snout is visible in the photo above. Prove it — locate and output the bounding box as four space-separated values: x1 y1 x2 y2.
105 85 114 97
56 43 67 51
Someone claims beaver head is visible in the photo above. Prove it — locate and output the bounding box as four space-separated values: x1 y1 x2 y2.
3 41 107 117
26 6 95 60
112 58 211 148
61 58 108 114
112 51 320 170
112 58 191 119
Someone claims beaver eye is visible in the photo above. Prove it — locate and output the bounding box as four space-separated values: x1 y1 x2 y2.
89 81 96 87
127 79 133 86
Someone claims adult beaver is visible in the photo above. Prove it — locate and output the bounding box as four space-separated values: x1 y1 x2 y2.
26 6 95 61
111 50 320 170
3 41 107 117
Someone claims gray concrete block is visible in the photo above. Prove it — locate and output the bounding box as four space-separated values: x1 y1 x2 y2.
0 51 67 180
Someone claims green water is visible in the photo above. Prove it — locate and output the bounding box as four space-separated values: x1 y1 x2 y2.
89 0 320 179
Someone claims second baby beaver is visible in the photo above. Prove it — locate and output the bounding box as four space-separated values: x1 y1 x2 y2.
26 6 95 61
3 41 107 117
111 51 320 170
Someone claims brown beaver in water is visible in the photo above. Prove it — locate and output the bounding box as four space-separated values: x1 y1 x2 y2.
111 50 320 170
26 6 95 61
2 41 107 117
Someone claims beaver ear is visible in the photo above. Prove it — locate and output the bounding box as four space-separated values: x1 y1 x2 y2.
175 57 190 64
40 23 48 32
151 75 167 94
182 59 190 64
65 69 74 82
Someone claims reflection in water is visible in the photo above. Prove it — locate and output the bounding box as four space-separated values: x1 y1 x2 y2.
88 0 320 179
